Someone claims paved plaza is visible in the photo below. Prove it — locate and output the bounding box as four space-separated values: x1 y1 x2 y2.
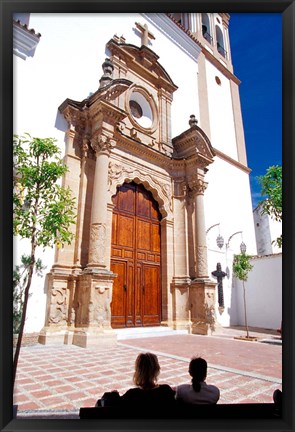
14 327 282 419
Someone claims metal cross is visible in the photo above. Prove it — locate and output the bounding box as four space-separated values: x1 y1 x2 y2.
211 263 227 308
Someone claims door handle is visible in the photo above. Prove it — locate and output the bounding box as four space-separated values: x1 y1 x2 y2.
123 284 127 291
142 285 145 294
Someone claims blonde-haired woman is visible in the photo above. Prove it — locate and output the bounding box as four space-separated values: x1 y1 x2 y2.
121 352 175 406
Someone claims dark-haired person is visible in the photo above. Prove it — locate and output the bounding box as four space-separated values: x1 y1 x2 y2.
175 357 220 404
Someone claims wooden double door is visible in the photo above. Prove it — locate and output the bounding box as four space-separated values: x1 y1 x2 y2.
111 182 162 328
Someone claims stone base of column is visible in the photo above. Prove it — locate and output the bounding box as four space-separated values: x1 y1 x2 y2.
38 326 75 345
189 279 217 336
72 327 117 348
171 319 192 332
171 277 191 327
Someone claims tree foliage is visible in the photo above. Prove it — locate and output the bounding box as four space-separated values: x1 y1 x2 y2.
13 134 76 388
232 253 253 282
13 134 76 248
232 253 253 338
258 165 282 247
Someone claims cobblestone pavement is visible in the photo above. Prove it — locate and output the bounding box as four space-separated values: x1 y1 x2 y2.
14 330 282 419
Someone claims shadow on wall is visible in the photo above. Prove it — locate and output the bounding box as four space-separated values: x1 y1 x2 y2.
55 110 68 134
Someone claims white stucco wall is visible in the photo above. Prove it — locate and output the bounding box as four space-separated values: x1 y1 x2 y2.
13 13 203 333
205 60 238 159
231 254 282 330
14 13 259 334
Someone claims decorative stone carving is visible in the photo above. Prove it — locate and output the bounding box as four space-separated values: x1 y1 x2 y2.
89 223 106 264
88 287 111 327
91 135 115 155
48 287 68 325
108 161 172 216
196 245 208 277
188 177 207 196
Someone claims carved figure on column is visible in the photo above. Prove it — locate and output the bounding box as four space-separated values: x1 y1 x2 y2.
211 263 227 310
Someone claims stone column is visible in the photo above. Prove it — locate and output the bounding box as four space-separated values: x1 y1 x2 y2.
188 175 217 335
191 177 209 279
87 134 114 269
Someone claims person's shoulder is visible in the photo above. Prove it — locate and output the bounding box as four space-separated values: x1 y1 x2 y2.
158 384 175 393
159 384 174 390
207 384 220 393
122 387 141 398
176 383 190 390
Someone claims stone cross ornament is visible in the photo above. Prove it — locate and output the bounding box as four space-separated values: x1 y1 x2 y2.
135 22 155 46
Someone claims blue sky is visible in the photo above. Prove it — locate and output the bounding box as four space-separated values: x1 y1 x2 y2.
228 13 282 209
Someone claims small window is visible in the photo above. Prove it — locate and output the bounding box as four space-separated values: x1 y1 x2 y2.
215 76 221 85
215 25 226 58
201 13 212 44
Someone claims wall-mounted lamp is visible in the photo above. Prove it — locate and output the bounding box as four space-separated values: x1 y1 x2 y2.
206 225 246 253
226 231 247 253
206 223 224 249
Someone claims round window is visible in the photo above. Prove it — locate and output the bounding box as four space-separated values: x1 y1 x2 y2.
129 91 153 129
129 100 143 119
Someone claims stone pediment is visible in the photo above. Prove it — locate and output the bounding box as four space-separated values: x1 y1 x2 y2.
59 78 132 114
172 125 215 166
106 38 178 94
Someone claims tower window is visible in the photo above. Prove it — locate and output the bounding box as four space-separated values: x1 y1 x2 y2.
201 13 212 44
215 25 227 58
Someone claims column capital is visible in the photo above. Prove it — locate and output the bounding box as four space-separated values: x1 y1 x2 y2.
91 134 116 155
187 176 208 197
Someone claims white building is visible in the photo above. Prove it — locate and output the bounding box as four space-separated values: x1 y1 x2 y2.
14 13 259 345
253 203 282 256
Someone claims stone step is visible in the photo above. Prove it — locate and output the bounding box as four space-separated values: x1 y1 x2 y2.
115 326 188 340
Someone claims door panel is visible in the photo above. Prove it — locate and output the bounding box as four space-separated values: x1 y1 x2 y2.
111 182 161 328
137 219 151 250
142 265 161 326
117 215 134 248
110 260 127 328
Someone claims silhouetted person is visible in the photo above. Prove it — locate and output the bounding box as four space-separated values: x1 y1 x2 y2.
121 352 175 406
176 357 220 404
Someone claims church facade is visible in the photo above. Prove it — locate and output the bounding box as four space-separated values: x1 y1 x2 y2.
14 13 257 346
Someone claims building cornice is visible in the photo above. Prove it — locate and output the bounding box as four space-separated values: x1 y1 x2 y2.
13 20 41 60
213 148 251 174
141 13 202 63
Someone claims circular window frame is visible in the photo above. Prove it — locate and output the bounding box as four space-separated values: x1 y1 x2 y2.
126 85 158 133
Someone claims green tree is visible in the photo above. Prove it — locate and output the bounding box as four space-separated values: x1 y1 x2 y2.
258 165 282 248
232 253 253 338
13 134 76 388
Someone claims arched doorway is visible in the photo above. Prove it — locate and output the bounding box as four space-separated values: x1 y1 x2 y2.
110 182 162 328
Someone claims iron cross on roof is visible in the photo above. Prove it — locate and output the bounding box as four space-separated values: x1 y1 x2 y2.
135 22 155 47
